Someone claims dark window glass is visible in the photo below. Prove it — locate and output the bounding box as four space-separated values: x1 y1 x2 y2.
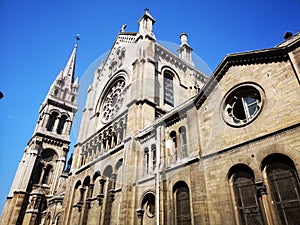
267 162 300 225
57 115 67 134
164 73 174 106
47 112 58 131
152 145 156 171
232 171 264 225
174 183 191 225
223 84 263 127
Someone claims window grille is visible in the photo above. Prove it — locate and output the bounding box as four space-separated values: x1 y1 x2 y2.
233 172 264 225
267 163 300 225
174 183 192 225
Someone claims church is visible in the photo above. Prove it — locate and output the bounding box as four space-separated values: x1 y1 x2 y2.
1 9 300 225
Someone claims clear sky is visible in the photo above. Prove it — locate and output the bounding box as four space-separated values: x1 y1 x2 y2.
0 0 299 213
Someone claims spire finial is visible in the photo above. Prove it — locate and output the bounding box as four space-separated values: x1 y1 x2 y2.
75 34 80 46
145 8 149 12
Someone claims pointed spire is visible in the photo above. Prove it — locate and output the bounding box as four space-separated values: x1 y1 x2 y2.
62 44 77 84
42 43 79 107
74 76 79 87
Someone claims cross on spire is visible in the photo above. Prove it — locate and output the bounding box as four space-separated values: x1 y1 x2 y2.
75 34 80 46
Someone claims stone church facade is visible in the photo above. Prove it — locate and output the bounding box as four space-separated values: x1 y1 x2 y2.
1 9 300 225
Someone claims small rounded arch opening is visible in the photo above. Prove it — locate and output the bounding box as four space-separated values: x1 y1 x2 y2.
227 163 255 181
83 176 91 186
103 165 113 178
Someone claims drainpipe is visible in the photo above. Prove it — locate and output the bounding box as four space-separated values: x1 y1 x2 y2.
156 126 162 225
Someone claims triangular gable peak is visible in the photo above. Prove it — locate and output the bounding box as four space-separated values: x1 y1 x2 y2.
194 34 300 109
95 31 138 81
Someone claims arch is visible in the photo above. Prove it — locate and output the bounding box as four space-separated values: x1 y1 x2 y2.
33 149 57 185
179 126 188 159
227 163 255 180
95 71 129 117
57 114 68 134
228 164 264 225
54 88 59 96
41 164 53 184
46 111 59 131
141 192 155 219
93 171 101 181
173 181 192 225
103 165 113 178
144 147 150 174
151 144 157 171
115 158 123 171
83 176 91 186
260 153 295 171
41 149 57 161
163 70 174 107
261 153 300 225
74 180 81 189
161 66 181 84
170 131 177 162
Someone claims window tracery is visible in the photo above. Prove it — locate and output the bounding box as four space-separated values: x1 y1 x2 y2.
222 83 264 127
100 78 126 123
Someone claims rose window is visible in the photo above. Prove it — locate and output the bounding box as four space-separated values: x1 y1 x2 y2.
101 78 126 123
221 83 264 127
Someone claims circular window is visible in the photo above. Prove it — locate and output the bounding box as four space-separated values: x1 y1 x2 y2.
221 83 264 127
101 78 126 123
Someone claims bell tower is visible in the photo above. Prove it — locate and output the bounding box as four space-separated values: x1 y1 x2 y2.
1 44 79 225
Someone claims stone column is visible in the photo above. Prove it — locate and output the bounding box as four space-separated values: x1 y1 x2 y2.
256 181 276 225
136 209 144 225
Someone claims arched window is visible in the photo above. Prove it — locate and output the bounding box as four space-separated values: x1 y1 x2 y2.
144 147 149 175
54 89 59 96
179 126 188 159
263 154 300 225
57 115 67 134
41 165 52 185
141 193 155 221
47 112 58 131
173 181 191 225
228 164 264 225
33 162 44 184
103 166 113 225
151 144 156 171
164 72 174 106
170 131 177 162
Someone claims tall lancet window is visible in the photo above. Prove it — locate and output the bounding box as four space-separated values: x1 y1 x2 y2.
151 144 156 171
47 112 58 131
164 72 174 106
57 115 67 134
173 181 192 225
179 126 188 159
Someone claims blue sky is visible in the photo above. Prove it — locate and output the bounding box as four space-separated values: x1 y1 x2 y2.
0 0 299 213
